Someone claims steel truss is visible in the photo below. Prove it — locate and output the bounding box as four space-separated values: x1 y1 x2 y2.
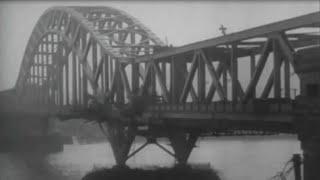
10 8 320 167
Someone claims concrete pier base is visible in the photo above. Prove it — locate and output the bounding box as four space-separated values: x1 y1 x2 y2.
104 122 136 167
301 137 320 180
168 129 199 165
297 120 320 180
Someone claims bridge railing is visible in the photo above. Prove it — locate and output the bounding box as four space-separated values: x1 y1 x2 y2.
147 99 295 114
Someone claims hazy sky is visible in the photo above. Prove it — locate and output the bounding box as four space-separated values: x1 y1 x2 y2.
0 1 319 91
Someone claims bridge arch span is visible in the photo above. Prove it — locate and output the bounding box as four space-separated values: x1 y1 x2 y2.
15 6 165 108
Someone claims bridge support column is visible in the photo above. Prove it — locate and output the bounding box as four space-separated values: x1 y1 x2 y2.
297 120 320 180
301 137 320 180
168 129 199 165
171 57 186 103
105 122 136 167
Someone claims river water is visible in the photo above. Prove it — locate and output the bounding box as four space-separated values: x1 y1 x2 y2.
42 135 301 180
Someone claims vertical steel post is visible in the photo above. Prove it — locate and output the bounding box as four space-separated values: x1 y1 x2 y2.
65 48 69 105
273 39 281 98
132 63 139 94
161 62 167 86
42 37 47 104
104 54 109 93
57 41 63 106
115 61 124 103
41 38 45 104
171 56 186 103
72 52 77 106
250 54 256 98
92 41 98 95
82 33 88 107
223 60 228 100
293 154 302 180
36 46 40 104
284 58 290 98
131 30 138 95
231 44 238 102
198 54 206 102
78 53 82 104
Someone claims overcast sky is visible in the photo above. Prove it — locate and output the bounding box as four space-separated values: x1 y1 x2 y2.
0 1 319 91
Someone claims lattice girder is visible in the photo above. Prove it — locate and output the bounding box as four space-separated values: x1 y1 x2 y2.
16 6 165 107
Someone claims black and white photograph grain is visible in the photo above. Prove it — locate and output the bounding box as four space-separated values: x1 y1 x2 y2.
0 1 319 180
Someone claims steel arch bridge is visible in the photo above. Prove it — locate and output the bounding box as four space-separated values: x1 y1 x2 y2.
1 6 320 177
16 6 164 107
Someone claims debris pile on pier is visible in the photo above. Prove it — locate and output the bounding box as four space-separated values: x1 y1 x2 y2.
82 166 221 180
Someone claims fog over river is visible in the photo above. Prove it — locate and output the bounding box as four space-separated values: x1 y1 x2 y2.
0 135 301 180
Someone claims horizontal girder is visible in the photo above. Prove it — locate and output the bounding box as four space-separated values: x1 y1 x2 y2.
135 11 320 63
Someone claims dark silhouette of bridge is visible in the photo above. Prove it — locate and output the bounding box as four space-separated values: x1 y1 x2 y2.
0 6 320 179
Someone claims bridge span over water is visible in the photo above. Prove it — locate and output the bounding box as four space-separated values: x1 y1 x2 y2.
0 6 320 179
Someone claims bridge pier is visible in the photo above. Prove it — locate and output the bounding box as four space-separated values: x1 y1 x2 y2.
301 139 320 180
297 120 320 180
103 123 200 167
168 129 199 165
104 122 136 167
